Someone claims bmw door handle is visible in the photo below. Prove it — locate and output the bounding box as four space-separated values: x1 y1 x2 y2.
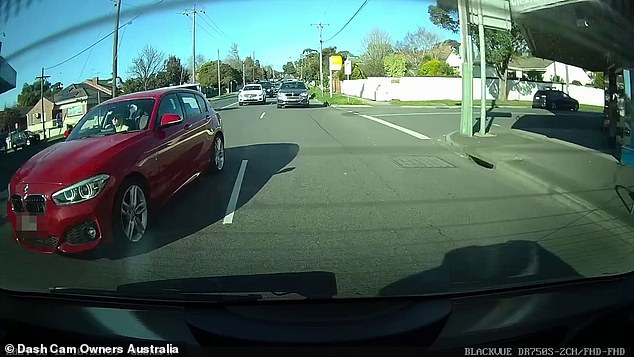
184 124 192 130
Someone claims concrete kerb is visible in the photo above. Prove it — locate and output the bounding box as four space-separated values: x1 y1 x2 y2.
445 131 497 169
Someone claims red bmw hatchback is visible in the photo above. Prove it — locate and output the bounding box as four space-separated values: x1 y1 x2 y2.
6 87 225 254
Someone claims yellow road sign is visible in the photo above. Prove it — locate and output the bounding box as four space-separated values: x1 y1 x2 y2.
329 55 343 71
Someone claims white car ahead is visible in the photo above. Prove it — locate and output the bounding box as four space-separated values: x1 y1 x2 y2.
238 84 266 106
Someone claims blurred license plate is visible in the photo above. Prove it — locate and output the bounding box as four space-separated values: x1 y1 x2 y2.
20 215 38 231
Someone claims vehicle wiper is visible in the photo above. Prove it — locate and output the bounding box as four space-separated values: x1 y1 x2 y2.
48 286 296 302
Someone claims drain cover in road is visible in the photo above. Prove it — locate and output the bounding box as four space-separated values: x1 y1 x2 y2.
393 156 455 168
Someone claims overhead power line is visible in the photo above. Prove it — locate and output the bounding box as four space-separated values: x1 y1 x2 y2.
324 0 368 43
197 22 220 42
45 15 138 70
197 16 227 43
202 12 228 37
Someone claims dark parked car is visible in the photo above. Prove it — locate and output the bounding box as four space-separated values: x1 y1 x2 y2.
0 133 7 154
532 89 579 111
23 130 41 146
259 81 274 97
8 131 27 150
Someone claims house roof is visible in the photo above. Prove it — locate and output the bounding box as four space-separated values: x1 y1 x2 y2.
508 56 554 71
54 82 110 103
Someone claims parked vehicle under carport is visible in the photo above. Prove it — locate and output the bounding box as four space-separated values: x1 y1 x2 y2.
532 89 579 111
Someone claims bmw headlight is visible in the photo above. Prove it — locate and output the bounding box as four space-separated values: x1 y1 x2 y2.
52 174 110 206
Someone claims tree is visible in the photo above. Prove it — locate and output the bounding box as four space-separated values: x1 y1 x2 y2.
551 74 564 83
17 80 63 108
197 61 218 88
418 59 455 76
589 72 605 89
156 55 189 87
395 26 441 69
525 71 543 81
428 0 529 100
226 43 242 71
128 45 165 90
121 78 145 94
186 54 207 82
283 61 297 75
243 56 255 82
428 3 459 33
197 61 241 89
0 107 23 131
361 28 393 77
384 53 408 77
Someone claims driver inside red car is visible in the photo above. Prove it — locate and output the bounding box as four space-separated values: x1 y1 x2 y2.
105 107 130 132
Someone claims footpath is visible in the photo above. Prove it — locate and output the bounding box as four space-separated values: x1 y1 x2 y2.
445 121 634 246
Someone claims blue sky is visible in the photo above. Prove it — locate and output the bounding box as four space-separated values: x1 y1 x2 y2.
0 0 457 107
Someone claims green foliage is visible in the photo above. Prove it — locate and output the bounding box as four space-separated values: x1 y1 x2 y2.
283 61 296 75
155 55 189 87
551 75 564 83
417 59 455 76
351 63 367 79
428 4 459 33
589 72 605 89
525 71 543 81
0 107 23 131
17 80 63 108
384 53 408 77
121 78 145 94
428 0 529 99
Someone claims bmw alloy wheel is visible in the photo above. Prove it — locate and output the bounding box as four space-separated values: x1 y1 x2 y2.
120 184 148 243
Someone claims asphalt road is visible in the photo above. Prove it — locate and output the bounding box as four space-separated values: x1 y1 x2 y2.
0 95 632 298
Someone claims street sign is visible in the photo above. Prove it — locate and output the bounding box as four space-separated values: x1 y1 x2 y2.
469 0 512 30
344 60 352 75
329 55 343 71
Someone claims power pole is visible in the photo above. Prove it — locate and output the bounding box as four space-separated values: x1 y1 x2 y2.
183 5 202 83
311 22 329 92
252 51 255 80
36 68 50 139
112 0 121 98
217 49 221 95
242 61 246 86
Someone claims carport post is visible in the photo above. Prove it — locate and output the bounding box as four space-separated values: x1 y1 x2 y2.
478 1 487 136
458 0 474 136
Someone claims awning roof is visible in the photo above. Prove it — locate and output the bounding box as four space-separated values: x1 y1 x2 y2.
512 0 634 71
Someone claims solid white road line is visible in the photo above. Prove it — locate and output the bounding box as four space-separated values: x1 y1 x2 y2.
223 160 248 225
260 112 266 119
358 114 431 140
220 101 239 109
372 112 457 117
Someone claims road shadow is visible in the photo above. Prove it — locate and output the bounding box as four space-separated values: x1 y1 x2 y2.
0 137 66 190
279 103 327 109
103 143 300 259
473 108 512 135
215 107 238 111
379 240 581 296
116 271 338 299
615 185 634 214
511 112 613 155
